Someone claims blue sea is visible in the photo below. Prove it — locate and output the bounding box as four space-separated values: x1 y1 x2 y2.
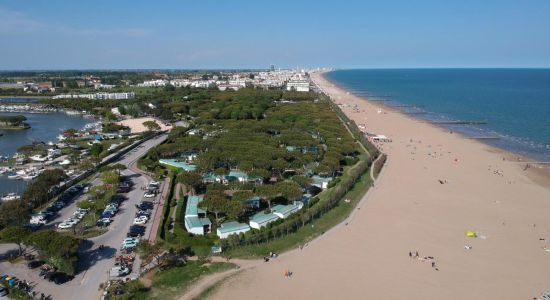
326 69 550 162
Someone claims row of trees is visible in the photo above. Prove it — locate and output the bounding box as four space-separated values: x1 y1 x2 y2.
0 228 80 275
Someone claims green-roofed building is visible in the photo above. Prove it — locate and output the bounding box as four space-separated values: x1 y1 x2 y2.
272 203 303 219
312 175 333 189
184 195 211 235
202 170 263 185
249 212 279 229
217 221 250 239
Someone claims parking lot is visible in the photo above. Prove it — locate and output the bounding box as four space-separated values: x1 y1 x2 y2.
0 134 167 300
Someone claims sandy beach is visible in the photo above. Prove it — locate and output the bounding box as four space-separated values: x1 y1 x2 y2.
207 71 550 300
117 117 172 134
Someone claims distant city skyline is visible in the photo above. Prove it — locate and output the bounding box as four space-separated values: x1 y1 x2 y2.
1 0 549 70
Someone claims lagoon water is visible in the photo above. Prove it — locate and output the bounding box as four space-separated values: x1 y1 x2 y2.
0 112 90 196
326 69 550 161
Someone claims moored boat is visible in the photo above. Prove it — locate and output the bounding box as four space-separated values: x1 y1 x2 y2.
1 192 20 201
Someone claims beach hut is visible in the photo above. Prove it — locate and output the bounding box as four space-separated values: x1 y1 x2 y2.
217 221 250 239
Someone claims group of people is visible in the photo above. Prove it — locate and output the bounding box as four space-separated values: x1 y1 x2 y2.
409 251 438 271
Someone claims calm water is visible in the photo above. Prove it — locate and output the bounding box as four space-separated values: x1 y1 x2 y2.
0 112 91 195
0 97 43 103
326 69 550 161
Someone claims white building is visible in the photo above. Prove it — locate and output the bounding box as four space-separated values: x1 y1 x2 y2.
272 203 303 219
286 80 310 92
249 212 279 229
184 196 212 235
137 80 168 87
52 92 135 100
217 221 250 239
218 84 241 91
170 79 192 87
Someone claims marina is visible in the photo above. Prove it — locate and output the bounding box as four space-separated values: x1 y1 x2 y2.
0 111 91 195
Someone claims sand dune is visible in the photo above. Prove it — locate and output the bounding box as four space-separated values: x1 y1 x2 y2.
208 71 550 300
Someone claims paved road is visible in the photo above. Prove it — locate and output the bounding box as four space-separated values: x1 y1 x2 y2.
0 134 167 300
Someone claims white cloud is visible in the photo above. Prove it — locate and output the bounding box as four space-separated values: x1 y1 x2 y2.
0 7 43 33
0 6 151 37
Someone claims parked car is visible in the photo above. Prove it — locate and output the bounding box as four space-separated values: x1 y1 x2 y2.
122 241 138 250
127 230 144 238
123 237 139 244
27 260 44 269
58 222 74 229
110 266 131 277
133 217 147 225
49 272 73 285
0 286 8 297
101 211 115 218
143 192 156 198
73 211 86 219
137 201 154 210
97 218 112 227
135 210 151 217
149 181 160 187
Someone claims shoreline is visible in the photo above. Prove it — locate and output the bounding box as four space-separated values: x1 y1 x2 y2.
322 70 550 164
208 70 550 300
318 71 550 188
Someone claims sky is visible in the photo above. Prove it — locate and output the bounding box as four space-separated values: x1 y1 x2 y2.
1 0 550 70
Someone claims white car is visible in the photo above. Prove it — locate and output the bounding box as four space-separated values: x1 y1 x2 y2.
133 217 148 225
97 218 111 226
149 181 160 187
58 222 74 229
110 266 131 277
73 212 86 219
64 218 79 225
143 192 155 198
123 237 140 244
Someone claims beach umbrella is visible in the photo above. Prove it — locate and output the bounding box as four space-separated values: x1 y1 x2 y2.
465 231 477 237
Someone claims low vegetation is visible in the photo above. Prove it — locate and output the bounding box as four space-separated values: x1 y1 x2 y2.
108 261 235 300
